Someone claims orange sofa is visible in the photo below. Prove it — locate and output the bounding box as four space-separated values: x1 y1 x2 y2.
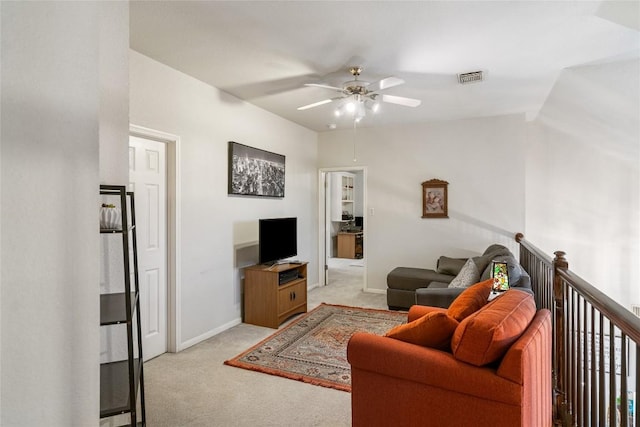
347 289 552 427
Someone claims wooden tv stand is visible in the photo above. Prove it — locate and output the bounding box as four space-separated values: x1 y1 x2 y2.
243 262 308 328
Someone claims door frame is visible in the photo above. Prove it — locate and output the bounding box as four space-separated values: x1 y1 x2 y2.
130 124 182 353
317 166 368 290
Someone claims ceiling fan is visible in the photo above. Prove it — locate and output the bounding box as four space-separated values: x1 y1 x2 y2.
297 66 422 120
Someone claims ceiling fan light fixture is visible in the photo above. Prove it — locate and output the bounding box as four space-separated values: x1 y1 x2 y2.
298 66 421 125
365 99 380 113
345 101 356 113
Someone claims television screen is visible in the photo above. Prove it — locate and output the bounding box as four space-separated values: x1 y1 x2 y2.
259 217 297 265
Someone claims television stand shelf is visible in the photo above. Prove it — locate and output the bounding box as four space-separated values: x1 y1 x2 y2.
244 262 308 328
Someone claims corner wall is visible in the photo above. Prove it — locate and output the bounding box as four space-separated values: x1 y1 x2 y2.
98 0 130 394
526 58 640 307
99 2 129 185
1 2 103 424
129 51 318 349
318 114 527 292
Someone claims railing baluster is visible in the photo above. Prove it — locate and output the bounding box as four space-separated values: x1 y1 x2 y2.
582 298 589 426
621 333 628 427
570 288 577 423
633 342 640 427
609 322 616 427
599 315 606 427
566 286 572 423
590 307 597 427
577 293 583 426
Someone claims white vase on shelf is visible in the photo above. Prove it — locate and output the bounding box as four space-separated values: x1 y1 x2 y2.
100 204 122 230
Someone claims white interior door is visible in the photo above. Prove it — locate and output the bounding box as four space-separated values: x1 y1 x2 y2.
129 135 167 361
324 172 331 285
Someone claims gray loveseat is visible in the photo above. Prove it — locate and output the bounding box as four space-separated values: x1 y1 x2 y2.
386 244 531 310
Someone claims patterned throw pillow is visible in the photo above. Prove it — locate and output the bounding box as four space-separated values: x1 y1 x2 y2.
480 254 524 285
448 258 480 288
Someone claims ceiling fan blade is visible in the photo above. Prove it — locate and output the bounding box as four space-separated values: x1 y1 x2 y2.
304 83 344 92
367 76 405 93
297 98 334 111
381 94 421 107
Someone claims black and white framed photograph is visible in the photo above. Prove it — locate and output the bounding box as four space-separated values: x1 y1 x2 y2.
228 141 285 197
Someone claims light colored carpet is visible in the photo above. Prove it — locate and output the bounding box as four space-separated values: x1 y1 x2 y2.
143 258 390 426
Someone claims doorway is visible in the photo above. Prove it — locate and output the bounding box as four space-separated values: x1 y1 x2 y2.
129 125 181 358
318 167 367 290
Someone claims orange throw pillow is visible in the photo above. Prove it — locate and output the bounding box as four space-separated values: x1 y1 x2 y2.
451 289 536 366
447 279 493 322
385 311 459 350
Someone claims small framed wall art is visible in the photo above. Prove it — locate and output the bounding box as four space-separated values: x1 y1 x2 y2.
228 141 285 198
422 179 449 218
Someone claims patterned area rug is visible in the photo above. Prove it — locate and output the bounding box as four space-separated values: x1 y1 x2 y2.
224 303 407 392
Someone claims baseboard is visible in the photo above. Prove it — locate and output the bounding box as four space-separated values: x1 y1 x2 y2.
177 280 375 351
178 316 242 351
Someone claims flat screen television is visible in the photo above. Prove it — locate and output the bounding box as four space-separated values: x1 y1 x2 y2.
259 217 297 265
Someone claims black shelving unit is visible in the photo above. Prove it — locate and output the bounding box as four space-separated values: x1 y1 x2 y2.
100 185 146 426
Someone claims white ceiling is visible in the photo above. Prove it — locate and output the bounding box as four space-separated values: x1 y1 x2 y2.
130 1 640 132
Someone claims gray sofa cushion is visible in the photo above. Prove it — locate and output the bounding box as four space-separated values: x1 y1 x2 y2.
387 267 455 291
436 256 467 275
438 254 493 277
387 288 419 311
482 244 512 257
415 287 466 309
470 255 493 275
428 281 450 289
474 245 515 280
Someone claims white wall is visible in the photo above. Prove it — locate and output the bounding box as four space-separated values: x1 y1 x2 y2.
99 2 129 185
1 2 107 424
526 58 640 308
318 114 527 292
129 51 318 348
0 3 4 420
97 0 130 400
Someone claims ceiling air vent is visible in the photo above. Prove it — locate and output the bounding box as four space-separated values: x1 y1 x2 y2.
632 304 640 317
458 71 484 84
